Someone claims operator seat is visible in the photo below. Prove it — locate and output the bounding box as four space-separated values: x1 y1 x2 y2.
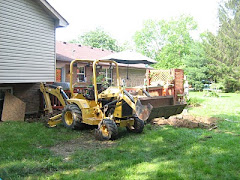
84 83 103 100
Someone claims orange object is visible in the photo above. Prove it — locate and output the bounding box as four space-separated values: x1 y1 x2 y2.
56 69 62 82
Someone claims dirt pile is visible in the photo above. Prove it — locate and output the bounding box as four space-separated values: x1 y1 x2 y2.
152 115 218 129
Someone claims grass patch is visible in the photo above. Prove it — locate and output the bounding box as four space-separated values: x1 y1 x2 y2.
188 92 240 134
1 92 240 179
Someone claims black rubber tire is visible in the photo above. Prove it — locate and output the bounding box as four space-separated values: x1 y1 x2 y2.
95 119 118 141
164 116 170 119
62 103 84 130
126 117 144 133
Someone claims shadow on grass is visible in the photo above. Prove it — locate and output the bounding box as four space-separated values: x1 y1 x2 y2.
219 95 230 98
47 127 240 179
1 122 240 179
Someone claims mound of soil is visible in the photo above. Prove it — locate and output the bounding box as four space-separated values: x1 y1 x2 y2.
152 114 217 129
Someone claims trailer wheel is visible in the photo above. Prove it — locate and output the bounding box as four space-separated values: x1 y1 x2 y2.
95 119 118 140
62 104 84 130
126 117 144 133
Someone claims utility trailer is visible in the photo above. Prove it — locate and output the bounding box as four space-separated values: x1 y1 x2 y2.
125 68 187 120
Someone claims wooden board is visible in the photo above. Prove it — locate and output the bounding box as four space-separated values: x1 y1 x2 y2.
1 92 26 121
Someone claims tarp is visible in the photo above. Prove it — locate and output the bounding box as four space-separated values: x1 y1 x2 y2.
101 50 157 64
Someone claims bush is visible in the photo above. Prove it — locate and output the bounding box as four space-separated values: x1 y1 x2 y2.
187 97 203 107
235 90 240 94
194 81 204 91
210 91 219 97
222 77 240 93
203 89 219 98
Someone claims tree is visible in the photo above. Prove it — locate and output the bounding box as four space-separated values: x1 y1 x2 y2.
134 15 197 69
120 41 135 51
183 42 210 90
202 0 240 92
70 28 121 52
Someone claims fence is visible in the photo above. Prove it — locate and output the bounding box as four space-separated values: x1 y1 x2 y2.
146 69 175 86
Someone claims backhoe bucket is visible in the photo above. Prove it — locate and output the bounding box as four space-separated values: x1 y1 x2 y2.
139 96 187 121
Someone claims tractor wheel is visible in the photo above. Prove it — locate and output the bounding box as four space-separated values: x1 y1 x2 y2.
164 116 170 119
95 119 118 141
126 117 144 133
62 103 84 130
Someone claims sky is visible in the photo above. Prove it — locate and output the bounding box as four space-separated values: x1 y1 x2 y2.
47 0 221 44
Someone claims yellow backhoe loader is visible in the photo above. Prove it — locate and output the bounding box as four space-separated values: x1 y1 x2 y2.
40 59 154 140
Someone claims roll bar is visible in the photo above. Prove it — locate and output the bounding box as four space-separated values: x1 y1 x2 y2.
69 59 120 104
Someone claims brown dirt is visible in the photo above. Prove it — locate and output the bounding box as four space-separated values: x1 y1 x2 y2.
50 131 116 158
25 110 62 123
152 114 218 129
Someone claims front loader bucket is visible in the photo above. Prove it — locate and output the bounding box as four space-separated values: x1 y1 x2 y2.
139 96 187 121
135 99 153 121
123 89 153 121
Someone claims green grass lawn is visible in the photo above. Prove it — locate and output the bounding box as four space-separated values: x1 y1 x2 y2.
1 92 240 180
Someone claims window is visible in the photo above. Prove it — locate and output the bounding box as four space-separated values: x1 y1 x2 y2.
77 67 85 82
98 68 113 85
105 68 112 84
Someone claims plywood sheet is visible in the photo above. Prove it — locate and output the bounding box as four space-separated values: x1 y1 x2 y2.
1 92 26 121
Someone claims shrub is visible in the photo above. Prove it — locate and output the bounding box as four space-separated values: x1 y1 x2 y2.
235 90 240 94
209 91 219 97
187 97 203 107
194 81 204 91
222 77 240 93
203 90 219 97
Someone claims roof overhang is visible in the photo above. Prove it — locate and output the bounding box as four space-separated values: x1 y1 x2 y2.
37 0 69 27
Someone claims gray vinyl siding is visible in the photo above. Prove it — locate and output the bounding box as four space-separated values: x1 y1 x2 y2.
0 0 56 83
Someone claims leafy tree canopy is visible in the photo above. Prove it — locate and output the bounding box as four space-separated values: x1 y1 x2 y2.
134 15 197 69
70 28 121 52
202 0 240 92
183 41 210 90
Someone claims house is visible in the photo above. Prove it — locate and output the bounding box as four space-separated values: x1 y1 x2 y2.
56 41 151 87
0 0 68 116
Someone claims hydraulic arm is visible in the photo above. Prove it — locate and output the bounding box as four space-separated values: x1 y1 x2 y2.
40 83 69 126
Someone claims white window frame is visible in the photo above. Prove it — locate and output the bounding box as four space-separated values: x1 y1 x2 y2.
61 66 66 82
105 68 113 84
77 66 86 82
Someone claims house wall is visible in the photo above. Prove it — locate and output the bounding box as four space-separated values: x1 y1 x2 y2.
113 68 147 87
85 66 94 85
65 66 93 86
0 83 40 114
56 61 147 87
0 0 56 83
56 61 93 86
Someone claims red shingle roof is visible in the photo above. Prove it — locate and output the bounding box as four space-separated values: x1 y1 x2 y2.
56 41 153 69
56 41 114 61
